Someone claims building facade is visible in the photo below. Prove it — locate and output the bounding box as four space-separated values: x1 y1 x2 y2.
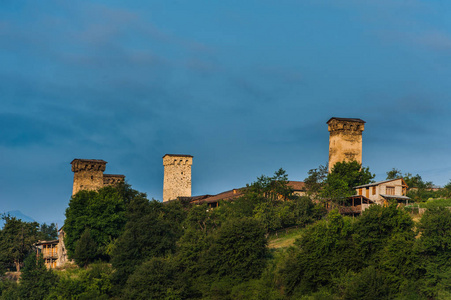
163 154 193 202
36 240 59 269
71 159 125 196
354 178 409 206
327 117 365 172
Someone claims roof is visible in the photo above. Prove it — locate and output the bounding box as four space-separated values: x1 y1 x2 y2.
354 178 407 189
380 194 411 200
36 239 59 246
190 181 306 204
326 117 366 124
162 154 193 158
287 181 306 191
191 188 245 204
70 159 107 164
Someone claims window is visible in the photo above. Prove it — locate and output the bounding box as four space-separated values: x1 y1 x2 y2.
386 186 395 195
372 186 376 195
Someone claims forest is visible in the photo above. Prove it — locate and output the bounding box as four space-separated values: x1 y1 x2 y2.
1 162 451 299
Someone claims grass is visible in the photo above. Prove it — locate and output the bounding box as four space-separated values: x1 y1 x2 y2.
419 198 451 208
267 227 305 249
405 199 451 214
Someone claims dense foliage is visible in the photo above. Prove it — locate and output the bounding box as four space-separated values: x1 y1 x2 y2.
64 184 131 264
305 161 375 205
111 198 186 286
4 169 451 299
0 215 52 272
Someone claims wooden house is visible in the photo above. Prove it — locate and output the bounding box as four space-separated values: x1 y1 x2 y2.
354 178 410 206
36 240 59 269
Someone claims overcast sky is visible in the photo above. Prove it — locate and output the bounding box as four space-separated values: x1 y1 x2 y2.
1 0 451 224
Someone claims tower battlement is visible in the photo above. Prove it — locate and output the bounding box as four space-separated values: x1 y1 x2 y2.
163 154 193 202
103 174 126 186
71 159 124 195
71 159 107 172
327 118 365 172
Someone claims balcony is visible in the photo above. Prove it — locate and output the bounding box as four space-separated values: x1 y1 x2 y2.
43 252 58 259
339 205 362 214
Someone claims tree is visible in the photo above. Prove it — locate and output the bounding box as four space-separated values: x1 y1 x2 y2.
246 168 294 201
221 168 325 233
204 217 268 282
304 164 328 195
341 266 392 300
443 181 451 198
74 229 98 267
64 185 129 261
111 198 186 286
353 204 414 263
171 216 269 299
46 262 114 300
417 207 451 267
386 168 433 189
169 205 221 298
329 161 375 189
16 253 58 300
0 215 40 271
38 223 58 241
404 173 433 190
386 168 403 180
279 210 358 296
415 207 451 298
319 173 352 205
319 161 374 204
122 257 182 300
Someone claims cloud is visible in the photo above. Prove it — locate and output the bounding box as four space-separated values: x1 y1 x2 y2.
415 30 451 51
313 0 451 55
0 113 68 147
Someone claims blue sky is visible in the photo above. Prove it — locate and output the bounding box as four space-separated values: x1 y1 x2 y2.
1 0 451 224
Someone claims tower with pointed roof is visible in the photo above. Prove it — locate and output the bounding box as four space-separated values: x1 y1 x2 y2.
327 117 365 172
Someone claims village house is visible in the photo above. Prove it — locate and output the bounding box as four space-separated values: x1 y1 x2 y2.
354 178 410 206
36 240 58 269
35 228 71 269
337 179 410 216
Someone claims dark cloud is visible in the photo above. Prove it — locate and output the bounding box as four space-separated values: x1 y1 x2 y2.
2 0 451 223
0 113 67 146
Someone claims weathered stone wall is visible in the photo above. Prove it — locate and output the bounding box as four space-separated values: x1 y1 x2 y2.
163 154 193 202
103 174 125 186
71 159 107 195
71 159 125 195
56 229 72 267
328 118 365 172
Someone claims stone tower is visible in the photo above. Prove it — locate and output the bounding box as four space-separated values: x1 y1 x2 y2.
71 159 125 196
71 159 107 195
327 117 365 172
163 154 193 202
